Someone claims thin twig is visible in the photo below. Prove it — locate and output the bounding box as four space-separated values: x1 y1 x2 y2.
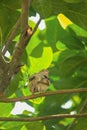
67 98 87 130
2 16 21 55
32 17 42 35
0 88 87 103
0 113 87 122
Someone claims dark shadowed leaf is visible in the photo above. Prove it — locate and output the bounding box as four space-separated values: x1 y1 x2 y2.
0 4 20 43
45 16 84 50
5 72 23 97
32 0 87 30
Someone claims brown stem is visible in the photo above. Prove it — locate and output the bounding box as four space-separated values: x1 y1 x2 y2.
32 17 42 35
0 88 87 103
21 0 29 31
11 0 29 62
0 113 87 122
0 0 41 95
0 0 31 95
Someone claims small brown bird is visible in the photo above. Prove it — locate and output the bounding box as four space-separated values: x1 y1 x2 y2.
29 70 50 94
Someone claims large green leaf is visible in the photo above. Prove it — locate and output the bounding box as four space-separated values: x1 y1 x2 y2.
49 49 87 90
55 50 87 77
28 47 53 75
45 16 84 50
67 24 87 46
0 0 21 9
32 0 87 30
62 1 87 30
26 30 42 56
32 0 52 18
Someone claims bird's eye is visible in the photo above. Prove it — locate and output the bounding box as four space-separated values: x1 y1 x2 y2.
43 75 49 79
29 76 35 81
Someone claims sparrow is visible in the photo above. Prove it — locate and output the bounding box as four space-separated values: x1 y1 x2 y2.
29 70 50 94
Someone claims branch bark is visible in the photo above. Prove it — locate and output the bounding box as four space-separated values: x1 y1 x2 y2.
11 0 29 63
0 113 87 122
0 0 41 95
0 88 87 103
0 0 31 95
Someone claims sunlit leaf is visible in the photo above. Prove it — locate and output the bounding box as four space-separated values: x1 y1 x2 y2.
0 103 13 117
28 47 53 75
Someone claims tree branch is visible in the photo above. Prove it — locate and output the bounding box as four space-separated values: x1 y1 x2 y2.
0 0 31 94
11 0 29 63
67 98 87 130
0 0 41 94
21 0 29 31
0 113 87 122
2 16 21 56
0 88 87 103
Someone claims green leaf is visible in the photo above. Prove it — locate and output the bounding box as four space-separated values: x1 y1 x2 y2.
67 24 87 46
56 50 87 77
32 0 52 18
63 1 87 30
5 72 23 97
28 47 53 75
1 122 44 130
0 103 13 116
73 118 87 130
45 16 84 50
0 122 28 130
32 0 87 30
64 0 83 3
21 125 27 130
0 0 21 9
38 95 70 116
30 43 44 58
26 122 44 130
0 4 20 43
44 120 66 130
26 31 41 56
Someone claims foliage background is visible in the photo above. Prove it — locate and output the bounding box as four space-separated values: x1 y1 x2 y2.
0 0 87 129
